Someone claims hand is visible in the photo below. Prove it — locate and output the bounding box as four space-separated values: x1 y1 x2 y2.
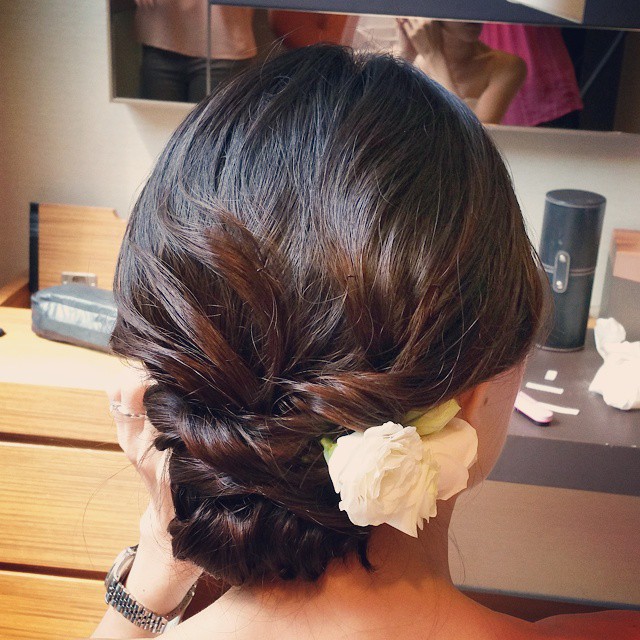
94 368 204 638
396 18 418 60
106 365 173 545
397 18 443 57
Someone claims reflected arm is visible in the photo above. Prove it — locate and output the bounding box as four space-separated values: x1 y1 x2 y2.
474 53 527 124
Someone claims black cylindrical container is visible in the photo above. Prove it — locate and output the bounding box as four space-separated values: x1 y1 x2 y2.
539 189 606 351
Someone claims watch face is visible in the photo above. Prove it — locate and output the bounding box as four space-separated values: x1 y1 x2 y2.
105 545 137 588
166 616 182 630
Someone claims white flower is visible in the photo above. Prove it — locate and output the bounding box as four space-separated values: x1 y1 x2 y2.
324 405 478 537
422 417 478 501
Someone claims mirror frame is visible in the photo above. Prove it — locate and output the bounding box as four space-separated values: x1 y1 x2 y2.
109 0 640 134
213 0 640 30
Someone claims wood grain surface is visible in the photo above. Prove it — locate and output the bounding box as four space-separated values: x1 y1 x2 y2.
0 570 105 640
0 442 143 573
0 308 136 444
0 383 117 445
37 203 125 292
0 274 29 308
0 383 117 449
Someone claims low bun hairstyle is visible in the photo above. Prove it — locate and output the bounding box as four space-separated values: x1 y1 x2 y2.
111 45 544 586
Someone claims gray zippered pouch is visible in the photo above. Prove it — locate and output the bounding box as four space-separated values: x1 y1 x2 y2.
31 284 117 353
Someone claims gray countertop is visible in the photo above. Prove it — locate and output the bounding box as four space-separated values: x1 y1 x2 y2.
490 330 640 496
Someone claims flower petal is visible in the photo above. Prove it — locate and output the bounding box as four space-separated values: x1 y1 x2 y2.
416 458 440 521
432 452 470 500
338 498 374 527
422 418 478 469
326 432 364 492
384 506 420 537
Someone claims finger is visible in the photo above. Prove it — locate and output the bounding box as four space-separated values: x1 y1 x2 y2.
105 382 121 406
119 364 152 415
105 361 149 405
131 424 168 500
119 406 162 465
115 376 153 457
113 418 147 465
139 418 163 458
111 406 147 452
105 363 165 486
405 21 421 38
110 404 147 422
108 381 151 464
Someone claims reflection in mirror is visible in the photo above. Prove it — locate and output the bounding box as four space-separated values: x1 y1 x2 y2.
111 0 258 102
394 19 528 125
109 2 630 131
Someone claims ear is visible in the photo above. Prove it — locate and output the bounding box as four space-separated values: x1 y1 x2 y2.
455 364 526 484
457 381 493 425
458 363 525 422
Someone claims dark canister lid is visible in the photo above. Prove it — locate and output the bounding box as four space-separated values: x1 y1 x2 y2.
539 189 606 271
545 190 606 209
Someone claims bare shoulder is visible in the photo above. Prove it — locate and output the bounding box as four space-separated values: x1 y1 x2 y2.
534 610 640 639
489 49 527 82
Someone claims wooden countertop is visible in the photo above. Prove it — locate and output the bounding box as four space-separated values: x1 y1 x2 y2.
0 307 124 391
0 307 128 445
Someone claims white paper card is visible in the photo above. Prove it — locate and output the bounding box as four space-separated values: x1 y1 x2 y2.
507 0 586 23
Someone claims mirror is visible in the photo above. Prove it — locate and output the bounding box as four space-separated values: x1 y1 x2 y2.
109 1 636 131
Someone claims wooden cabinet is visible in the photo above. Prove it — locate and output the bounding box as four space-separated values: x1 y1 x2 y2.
0 308 141 640
0 572 106 640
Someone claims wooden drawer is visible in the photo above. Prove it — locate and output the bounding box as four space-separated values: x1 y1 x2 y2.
0 442 142 572
0 570 105 640
0 382 117 445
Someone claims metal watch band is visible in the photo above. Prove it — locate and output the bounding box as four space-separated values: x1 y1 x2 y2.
105 578 175 634
104 545 198 635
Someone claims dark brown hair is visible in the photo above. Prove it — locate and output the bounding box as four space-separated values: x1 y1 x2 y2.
111 45 544 586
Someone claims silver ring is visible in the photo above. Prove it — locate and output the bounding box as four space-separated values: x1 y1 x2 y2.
109 402 147 420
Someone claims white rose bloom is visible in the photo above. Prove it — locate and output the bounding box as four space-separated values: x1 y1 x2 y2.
326 416 477 538
423 417 478 500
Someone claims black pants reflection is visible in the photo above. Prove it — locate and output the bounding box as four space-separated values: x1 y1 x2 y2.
140 45 254 103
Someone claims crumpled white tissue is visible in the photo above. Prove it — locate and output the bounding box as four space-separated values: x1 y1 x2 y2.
589 318 640 410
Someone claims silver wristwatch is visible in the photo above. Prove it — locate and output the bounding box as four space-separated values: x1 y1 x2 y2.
104 545 198 634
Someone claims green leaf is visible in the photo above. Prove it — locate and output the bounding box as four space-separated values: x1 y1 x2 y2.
406 399 461 436
320 437 337 462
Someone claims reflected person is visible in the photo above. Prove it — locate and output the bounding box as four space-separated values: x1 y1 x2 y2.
480 23 583 128
135 0 256 102
399 19 526 124
268 10 356 49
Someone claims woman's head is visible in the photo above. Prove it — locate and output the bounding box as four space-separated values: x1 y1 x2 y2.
439 20 484 43
111 45 543 586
